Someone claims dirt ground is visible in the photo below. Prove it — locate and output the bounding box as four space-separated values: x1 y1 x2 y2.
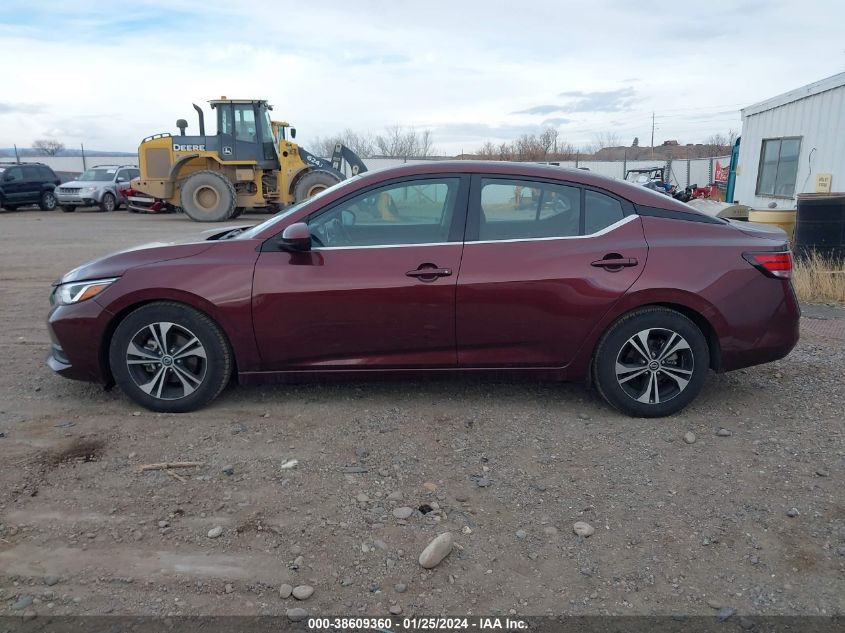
0 208 843 619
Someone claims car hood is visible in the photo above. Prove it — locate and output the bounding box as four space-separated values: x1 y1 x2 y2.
56 226 253 285
59 179 114 188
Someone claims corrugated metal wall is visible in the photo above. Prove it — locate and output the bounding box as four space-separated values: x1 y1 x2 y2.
734 83 845 209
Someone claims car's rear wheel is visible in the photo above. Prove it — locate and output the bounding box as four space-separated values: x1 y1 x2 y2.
109 302 232 413
100 193 116 212
593 307 709 418
40 190 57 211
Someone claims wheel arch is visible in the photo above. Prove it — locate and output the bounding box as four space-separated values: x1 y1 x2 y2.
584 292 725 385
98 296 238 387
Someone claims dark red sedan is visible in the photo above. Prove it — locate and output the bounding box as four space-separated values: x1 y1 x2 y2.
47 162 799 417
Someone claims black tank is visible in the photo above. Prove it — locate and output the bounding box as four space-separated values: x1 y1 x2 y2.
795 193 845 260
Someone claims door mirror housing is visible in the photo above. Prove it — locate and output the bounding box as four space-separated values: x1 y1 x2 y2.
280 222 311 251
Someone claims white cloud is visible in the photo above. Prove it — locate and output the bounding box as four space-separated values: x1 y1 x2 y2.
1 0 843 154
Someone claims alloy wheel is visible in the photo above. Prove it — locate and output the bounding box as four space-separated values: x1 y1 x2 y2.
125 321 207 400
614 328 694 405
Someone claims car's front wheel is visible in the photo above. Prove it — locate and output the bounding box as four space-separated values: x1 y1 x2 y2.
100 193 116 212
109 302 233 413
593 307 709 418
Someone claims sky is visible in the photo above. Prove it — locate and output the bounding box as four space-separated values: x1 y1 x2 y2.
1 0 844 155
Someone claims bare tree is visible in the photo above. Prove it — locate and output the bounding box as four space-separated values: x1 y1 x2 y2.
374 124 436 158
539 127 558 157
32 138 65 156
592 132 622 150
476 141 498 159
311 129 376 158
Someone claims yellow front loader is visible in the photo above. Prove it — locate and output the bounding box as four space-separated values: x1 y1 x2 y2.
132 98 366 221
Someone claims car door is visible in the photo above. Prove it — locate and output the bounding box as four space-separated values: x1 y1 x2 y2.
455 175 649 368
21 166 43 203
2 166 26 204
252 175 469 370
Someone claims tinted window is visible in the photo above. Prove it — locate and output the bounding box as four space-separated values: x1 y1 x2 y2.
127 169 140 180
39 166 56 180
477 178 580 240
308 178 460 247
584 190 625 234
22 166 40 180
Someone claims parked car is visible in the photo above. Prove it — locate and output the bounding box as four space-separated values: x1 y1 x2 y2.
55 164 140 212
47 162 799 417
0 162 60 211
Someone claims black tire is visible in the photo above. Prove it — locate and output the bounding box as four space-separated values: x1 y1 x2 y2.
293 169 341 202
61 205 76 213
179 170 236 222
39 190 57 211
109 302 233 413
231 206 246 218
3 204 18 211
592 307 710 418
100 192 116 212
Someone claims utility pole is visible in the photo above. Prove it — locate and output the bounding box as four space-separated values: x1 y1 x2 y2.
650 112 655 160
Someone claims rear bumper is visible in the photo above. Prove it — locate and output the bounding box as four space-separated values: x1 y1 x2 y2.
718 280 800 372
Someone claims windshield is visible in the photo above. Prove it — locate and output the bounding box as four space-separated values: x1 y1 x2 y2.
234 175 363 240
79 168 116 181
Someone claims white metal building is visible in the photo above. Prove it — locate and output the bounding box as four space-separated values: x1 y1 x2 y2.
733 72 845 209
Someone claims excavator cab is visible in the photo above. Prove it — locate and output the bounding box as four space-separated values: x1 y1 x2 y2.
208 98 279 170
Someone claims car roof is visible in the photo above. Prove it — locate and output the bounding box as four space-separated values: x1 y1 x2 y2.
356 160 695 212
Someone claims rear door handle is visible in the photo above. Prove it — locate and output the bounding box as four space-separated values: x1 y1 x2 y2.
590 257 639 269
406 267 452 280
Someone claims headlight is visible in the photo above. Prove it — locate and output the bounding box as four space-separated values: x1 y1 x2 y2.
52 277 118 305
82 186 97 193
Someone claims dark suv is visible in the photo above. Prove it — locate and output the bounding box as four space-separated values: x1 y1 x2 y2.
0 162 60 211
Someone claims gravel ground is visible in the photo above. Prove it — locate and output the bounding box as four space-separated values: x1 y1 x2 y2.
0 209 843 619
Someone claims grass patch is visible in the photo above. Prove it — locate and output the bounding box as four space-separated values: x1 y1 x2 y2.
793 251 845 305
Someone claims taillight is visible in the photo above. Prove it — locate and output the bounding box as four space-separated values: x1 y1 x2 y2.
742 251 793 279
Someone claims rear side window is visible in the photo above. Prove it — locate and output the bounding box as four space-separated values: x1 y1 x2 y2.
478 178 581 240
584 190 625 234
39 166 56 180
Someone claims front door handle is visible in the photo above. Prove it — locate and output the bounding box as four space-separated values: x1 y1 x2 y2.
590 256 639 270
406 266 452 281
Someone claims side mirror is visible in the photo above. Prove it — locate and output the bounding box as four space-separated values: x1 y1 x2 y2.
280 222 311 251
116 177 126 183
290 128 296 139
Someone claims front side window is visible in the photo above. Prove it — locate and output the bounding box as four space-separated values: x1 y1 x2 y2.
477 178 581 240
756 137 801 197
308 178 460 247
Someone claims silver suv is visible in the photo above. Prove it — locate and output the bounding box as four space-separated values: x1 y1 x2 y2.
56 165 140 213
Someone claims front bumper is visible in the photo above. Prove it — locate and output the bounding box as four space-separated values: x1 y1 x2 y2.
56 193 97 206
47 298 113 384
